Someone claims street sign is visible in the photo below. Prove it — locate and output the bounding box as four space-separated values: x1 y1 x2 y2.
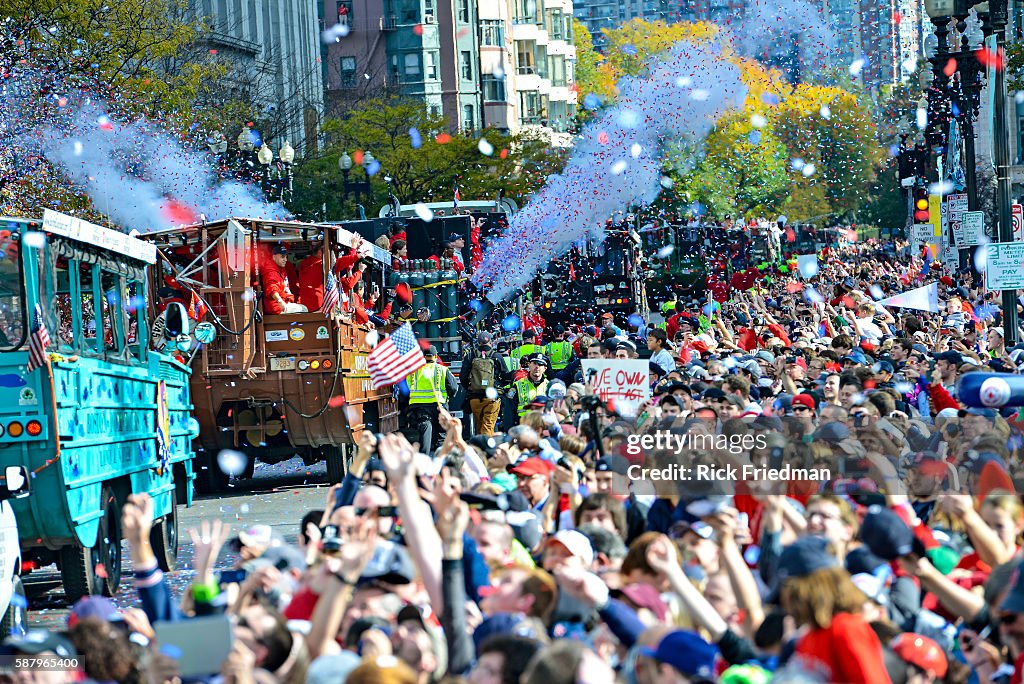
1013 203 1023 241
912 223 935 244
960 211 985 246
948 193 967 245
985 242 1024 291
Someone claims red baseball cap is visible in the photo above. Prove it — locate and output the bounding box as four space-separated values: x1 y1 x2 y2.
791 393 816 412
890 633 948 679
507 457 555 478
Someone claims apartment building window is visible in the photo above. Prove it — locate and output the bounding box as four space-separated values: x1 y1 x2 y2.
463 104 475 132
548 54 566 86
460 51 474 80
337 0 353 25
482 75 506 101
516 42 536 74
425 0 435 16
458 0 471 23
481 19 504 46
548 9 564 39
401 0 419 22
341 56 357 87
425 51 438 79
520 91 541 124
514 0 538 24
536 45 548 78
405 53 421 77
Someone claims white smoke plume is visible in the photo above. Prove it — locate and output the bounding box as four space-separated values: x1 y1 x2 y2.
472 41 747 302
30 103 288 233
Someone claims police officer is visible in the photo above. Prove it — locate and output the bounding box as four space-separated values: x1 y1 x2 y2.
405 346 459 456
510 329 542 363
544 325 574 379
507 354 550 422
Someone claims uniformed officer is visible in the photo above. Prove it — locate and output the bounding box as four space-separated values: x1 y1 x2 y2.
543 325 574 378
507 353 550 421
405 346 459 456
510 329 542 363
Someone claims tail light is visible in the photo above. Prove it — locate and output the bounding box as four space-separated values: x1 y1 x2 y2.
7 422 22 438
26 421 42 436
321 359 333 370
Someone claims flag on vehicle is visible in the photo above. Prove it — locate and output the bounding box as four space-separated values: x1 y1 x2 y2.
27 303 51 373
453 183 460 211
367 323 425 389
320 271 341 314
188 290 209 320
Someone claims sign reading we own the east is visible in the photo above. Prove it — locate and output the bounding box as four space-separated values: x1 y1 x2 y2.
581 360 651 416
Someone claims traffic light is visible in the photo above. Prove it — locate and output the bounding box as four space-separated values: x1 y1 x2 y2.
913 187 930 223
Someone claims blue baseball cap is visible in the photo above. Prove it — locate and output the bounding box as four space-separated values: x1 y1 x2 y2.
777 535 838 581
640 630 718 679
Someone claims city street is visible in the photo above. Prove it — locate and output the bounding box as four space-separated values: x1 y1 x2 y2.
25 458 332 630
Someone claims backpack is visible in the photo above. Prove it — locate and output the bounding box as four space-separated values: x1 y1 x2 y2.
468 355 496 392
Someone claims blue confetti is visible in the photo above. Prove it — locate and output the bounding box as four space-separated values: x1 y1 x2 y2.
627 313 644 328
366 159 381 176
409 127 422 149
501 314 522 332
761 93 780 106
748 130 762 145
583 93 602 111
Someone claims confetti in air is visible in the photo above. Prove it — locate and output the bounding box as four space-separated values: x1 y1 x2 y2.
473 41 747 302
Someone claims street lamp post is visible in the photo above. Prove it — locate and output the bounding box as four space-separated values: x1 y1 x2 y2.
337 151 374 218
979 0 1018 344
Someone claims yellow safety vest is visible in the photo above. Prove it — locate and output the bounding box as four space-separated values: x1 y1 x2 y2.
514 377 549 416
544 341 572 370
511 343 541 361
408 363 447 405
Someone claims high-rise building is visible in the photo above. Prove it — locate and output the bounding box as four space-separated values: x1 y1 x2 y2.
324 0 576 140
190 0 325 153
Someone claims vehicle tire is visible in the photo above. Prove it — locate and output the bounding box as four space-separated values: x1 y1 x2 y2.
324 445 346 484
59 487 122 602
150 505 179 573
0 575 26 637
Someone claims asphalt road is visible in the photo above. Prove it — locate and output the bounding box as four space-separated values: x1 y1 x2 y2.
26 456 333 630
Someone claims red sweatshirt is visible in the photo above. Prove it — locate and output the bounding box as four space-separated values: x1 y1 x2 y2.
793 612 893 684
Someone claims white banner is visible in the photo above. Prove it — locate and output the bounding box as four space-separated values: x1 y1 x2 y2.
876 283 940 313
581 360 651 417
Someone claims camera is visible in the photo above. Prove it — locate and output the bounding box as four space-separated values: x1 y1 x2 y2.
321 525 342 553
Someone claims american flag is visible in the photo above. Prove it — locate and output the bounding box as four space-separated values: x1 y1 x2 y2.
27 304 51 373
453 183 460 211
367 323 425 389
320 272 340 314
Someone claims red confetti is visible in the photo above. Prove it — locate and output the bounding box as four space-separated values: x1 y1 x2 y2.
95 563 107 578
598 131 609 145
352 149 364 165
943 58 957 77
209 49 218 55
786 280 804 293
413 24 424 35
500 148 509 159
328 396 346 408
975 47 1006 70
395 282 412 303
436 133 452 144
161 199 197 225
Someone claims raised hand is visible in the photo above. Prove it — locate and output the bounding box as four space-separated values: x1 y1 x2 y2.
188 519 232 582
122 494 155 549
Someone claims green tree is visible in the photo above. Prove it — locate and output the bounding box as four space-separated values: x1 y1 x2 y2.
571 18 615 107
679 111 790 218
290 98 568 220
772 84 882 217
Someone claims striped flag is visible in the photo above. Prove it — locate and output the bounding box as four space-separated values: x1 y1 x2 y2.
320 271 341 314
367 323 425 389
27 304 51 373
453 183 460 211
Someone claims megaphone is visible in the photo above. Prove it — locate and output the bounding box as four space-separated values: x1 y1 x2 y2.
957 373 1024 408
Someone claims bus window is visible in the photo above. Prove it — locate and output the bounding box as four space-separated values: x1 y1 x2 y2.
0 241 25 350
80 262 98 348
53 259 75 349
100 271 122 353
125 280 144 358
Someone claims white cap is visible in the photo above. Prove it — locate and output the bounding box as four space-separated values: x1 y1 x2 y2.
546 530 594 567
